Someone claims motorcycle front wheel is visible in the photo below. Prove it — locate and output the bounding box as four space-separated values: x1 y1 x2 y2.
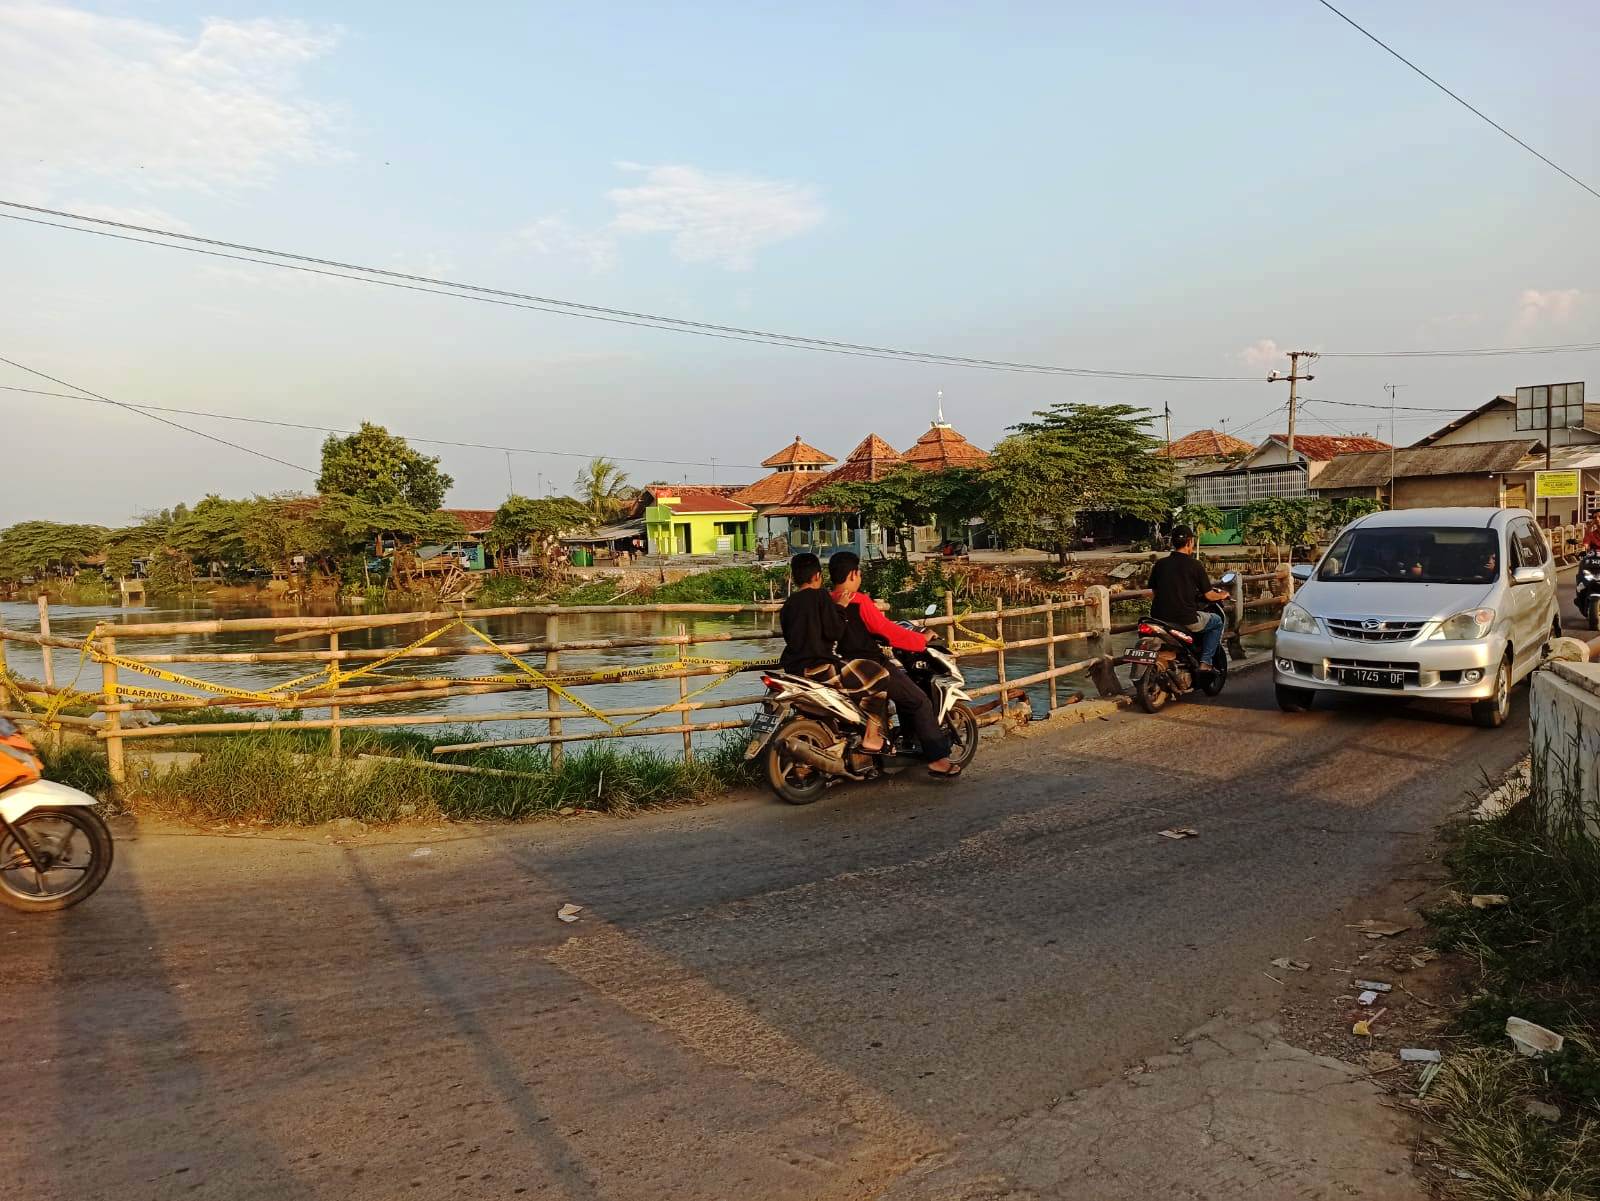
0 806 114 913
1201 645 1229 697
764 717 833 805
943 702 980 770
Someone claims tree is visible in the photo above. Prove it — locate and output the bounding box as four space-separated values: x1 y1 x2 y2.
242 494 320 578
0 521 110 580
981 404 1174 562
574 456 632 522
317 423 453 512
1174 503 1228 537
310 494 464 569
811 468 937 562
484 495 591 557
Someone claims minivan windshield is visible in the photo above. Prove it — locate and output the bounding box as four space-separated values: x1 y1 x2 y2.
1318 526 1500 585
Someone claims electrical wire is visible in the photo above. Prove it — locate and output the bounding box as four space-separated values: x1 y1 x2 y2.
0 383 772 471
1314 0 1600 204
1322 341 1600 360
0 354 316 476
0 201 1262 383
1299 395 1477 413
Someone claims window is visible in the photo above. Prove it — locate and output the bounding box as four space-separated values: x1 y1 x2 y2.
1319 526 1500 584
1509 519 1547 570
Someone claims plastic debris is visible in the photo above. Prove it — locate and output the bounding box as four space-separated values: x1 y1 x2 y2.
1358 990 1381 1006
1352 1007 1388 1036
1157 827 1198 840
1270 958 1311 972
1506 1016 1564 1058
1354 980 1392 992
409 847 433 859
1470 893 1509 909
1407 950 1439 969
556 903 584 924
1347 919 1411 939
558 807 577 816
1416 1062 1442 1097
1400 1048 1442 1063
1523 1099 1561 1122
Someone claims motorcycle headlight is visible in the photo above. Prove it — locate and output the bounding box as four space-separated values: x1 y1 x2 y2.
1437 608 1495 640
1279 602 1319 634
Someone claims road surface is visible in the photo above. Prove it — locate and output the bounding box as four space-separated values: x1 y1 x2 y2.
5 646 1539 1201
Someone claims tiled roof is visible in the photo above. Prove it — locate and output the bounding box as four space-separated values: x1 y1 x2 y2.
773 433 906 515
901 424 990 471
731 469 828 506
761 436 836 469
1263 434 1392 461
1161 429 1254 460
646 488 755 515
439 508 498 532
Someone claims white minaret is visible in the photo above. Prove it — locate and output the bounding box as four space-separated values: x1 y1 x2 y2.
933 389 951 429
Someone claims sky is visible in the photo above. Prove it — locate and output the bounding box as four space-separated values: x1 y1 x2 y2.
2 0 1598 524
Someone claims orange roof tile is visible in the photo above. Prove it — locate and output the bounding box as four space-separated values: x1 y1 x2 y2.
645 487 755 515
730 469 828 506
439 508 498 532
761 436 836 469
1264 434 1392 461
901 423 990 471
1160 429 1254 460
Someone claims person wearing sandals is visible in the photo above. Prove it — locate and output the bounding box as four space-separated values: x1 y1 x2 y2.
778 553 893 760
828 550 962 779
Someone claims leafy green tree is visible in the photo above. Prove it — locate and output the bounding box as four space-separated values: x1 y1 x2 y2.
484 495 591 557
317 423 453 512
242 494 320 578
574 456 633 522
1324 496 1382 533
103 517 172 578
811 468 937 562
1174 503 1228 537
0 521 110 580
311 494 464 568
982 403 1174 562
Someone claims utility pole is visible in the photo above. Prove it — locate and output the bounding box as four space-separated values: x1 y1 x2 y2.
505 451 515 499
1268 350 1317 467
1163 401 1172 454
1384 384 1402 508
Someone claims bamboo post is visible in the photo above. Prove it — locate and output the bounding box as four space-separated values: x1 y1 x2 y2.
994 598 1008 722
36 595 54 689
544 613 563 772
1044 601 1058 714
944 589 955 629
327 631 341 759
100 634 125 794
677 623 693 761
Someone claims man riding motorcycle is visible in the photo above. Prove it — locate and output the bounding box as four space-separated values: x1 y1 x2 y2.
778 552 891 757
1148 526 1230 673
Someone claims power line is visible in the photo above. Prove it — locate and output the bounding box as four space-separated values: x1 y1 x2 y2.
1300 395 1475 413
0 383 771 470
1314 0 1600 204
1322 340 1600 359
0 355 315 476
0 201 1261 383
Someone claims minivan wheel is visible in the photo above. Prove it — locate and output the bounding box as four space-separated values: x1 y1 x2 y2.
1275 683 1314 713
1471 658 1511 729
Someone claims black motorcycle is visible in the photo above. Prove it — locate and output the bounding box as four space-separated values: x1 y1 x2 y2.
1120 571 1237 713
1578 550 1600 631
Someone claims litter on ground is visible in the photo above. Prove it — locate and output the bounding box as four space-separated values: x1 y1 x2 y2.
1399 1048 1441 1063
1357 990 1380 1006
1347 919 1411 939
409 847 433 859
557 903 584 924
1470 893 1509 908
1505 1016 1563 1057
1354 980 1392 992
1157 827 1198 840
1416 1062 1442 1097
1270 957 1311 971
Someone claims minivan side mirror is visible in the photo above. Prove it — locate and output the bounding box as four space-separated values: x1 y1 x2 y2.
1290 563 1315 583
1512 565 1548 586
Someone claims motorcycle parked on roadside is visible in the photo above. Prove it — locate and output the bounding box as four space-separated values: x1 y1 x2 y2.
1577 550 1600 631
744 605 979 804
1120 571 1238 714
0 722 113 912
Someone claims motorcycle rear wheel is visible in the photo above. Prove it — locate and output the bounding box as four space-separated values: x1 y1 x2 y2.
765 717 833 805
0 806 113 913
1134 668 1170 713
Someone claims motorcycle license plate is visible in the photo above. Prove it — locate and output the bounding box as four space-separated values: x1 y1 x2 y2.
1123 647 1160 664
1336 667 1407 689
743 709 781 759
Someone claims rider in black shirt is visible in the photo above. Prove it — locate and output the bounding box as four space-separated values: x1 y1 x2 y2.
1148 525 1230 670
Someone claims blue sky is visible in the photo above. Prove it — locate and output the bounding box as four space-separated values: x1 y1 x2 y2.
3 0 1598 521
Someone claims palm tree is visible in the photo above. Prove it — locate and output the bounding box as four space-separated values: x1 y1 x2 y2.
574 456 632 521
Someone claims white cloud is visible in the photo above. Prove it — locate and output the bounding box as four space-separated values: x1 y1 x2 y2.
607 163 824 270
1513 288 1586 337
515 215 618 273
0 3 339 196
1238 338 1283 369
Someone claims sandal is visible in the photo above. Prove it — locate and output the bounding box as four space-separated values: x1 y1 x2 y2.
927 763 963 780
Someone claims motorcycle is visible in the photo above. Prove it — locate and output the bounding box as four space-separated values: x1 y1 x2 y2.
745 604 979 804
1577 550 1600 632
0 727 113 912
1120 571 1237 714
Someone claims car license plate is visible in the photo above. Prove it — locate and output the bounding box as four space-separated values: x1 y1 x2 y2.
1337 667 1407 689
743 709 781 759
1123 647 1160 664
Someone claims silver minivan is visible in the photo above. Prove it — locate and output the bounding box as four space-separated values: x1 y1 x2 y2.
1273 507 1560 728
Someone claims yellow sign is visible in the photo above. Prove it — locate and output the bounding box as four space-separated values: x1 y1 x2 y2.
1535 470 1581 500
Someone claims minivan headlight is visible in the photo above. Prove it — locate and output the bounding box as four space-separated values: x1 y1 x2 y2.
1279 602 1319 634
1437 608 1495 640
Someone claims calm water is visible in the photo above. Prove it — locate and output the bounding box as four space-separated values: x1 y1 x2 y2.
2 597 1268 753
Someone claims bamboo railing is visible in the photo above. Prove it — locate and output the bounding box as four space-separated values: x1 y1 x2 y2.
1 581 1298 789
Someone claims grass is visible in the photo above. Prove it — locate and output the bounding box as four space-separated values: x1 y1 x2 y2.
41 726 753 826
1423 743 1600 1199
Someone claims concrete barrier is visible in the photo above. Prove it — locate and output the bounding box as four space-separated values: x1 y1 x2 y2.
1529 660 1600 840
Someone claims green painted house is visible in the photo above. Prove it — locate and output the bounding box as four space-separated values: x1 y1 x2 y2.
642 488 757 556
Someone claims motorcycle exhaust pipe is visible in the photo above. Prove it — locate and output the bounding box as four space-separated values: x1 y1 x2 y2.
781 736 848 776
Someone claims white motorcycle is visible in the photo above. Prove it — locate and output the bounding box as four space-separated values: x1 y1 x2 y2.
746 604 979 804
1 729 113 912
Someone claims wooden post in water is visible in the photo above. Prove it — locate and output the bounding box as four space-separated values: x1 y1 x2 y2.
1044 601 1058 714
544 614 563 772
677 623 693 761
994 598 1008 722
100 634 125 794
327 631 341 759
36 596 54 689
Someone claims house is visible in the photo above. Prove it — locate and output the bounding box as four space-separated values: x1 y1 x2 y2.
641 487 757 556
1410 387 1600 524
1159 429 1254 476
1312 441 1539 509
437 509 498 570
731 437 837 544
1185 433 1392 543
766 433 907 558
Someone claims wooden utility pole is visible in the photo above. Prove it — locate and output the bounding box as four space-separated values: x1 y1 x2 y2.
1268 351 1317 467
1163 401 1172 455
1385 384 1402 508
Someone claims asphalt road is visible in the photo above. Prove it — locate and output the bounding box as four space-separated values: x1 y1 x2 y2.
6 639 1541 1201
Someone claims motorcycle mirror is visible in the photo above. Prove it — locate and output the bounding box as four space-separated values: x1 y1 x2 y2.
924 603 940 617
1219 571 1237 585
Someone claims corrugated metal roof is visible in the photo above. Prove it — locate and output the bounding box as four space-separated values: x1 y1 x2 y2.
1312 440 1536 490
